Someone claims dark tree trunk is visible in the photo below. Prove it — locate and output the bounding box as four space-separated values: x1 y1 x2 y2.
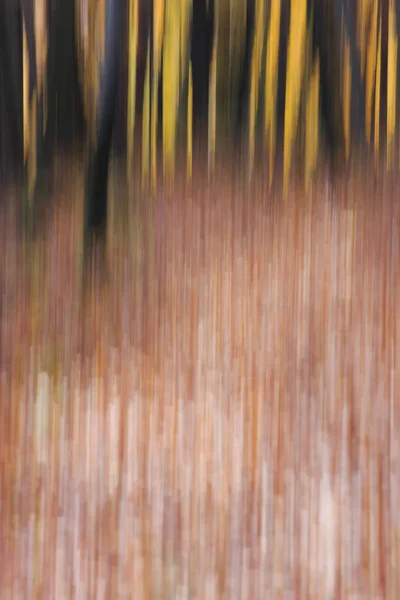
236 0 255 140
84 0 125 248
312 0 347 159
0 1 24 182
191 0 215 137
45 0 85 153
339 0 366 144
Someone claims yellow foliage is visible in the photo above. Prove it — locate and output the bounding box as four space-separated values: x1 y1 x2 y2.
34 0 48 134
151 0 165 189
153 0 165 72
283 0 307 190
341 17 351 162
162 0 181 179
374 16 381 166
34 0 48 99
22 0 400 191
358 0 373 79
265 0 281 185
127 0 138 181
387 0 397 169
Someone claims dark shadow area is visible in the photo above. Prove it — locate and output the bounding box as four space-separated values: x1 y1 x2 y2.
44 0 86 157
0 1 23 183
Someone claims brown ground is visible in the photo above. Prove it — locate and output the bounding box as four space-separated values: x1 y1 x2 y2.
0 152 400 598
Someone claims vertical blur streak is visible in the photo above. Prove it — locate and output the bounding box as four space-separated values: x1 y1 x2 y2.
249 0 266 176
34 0 48 133
76 0 106 146
305 55 319 189
180 0 191 92
34 1 47 86
284 0 307 192
208 0 218 178
374 15 381 167
225 0 246 134
187 59 193 180
23 20 30 165
229 0 233 103
341 22 351 162
303 16 312 185
162 0 181 182
151 0 165 190
127 0 138 184
387 0 397 170
22 17 37 203
181 0 192 179
142 37 150 187
265 0 280 186
365 0 378 145
358 0 373 80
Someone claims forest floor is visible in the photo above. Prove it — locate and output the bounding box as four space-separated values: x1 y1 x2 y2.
0 151 400 598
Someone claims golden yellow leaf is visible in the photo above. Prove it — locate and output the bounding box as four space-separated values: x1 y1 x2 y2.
283 0 307 190
358 0 373 79
127 0 139 181
374 16 381 166
162 1 181 180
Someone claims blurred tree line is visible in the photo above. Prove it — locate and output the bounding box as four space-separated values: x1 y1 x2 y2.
1 0 399 190
0 1 85 181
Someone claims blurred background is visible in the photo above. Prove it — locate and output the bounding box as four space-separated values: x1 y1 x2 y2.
1 1 400 598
